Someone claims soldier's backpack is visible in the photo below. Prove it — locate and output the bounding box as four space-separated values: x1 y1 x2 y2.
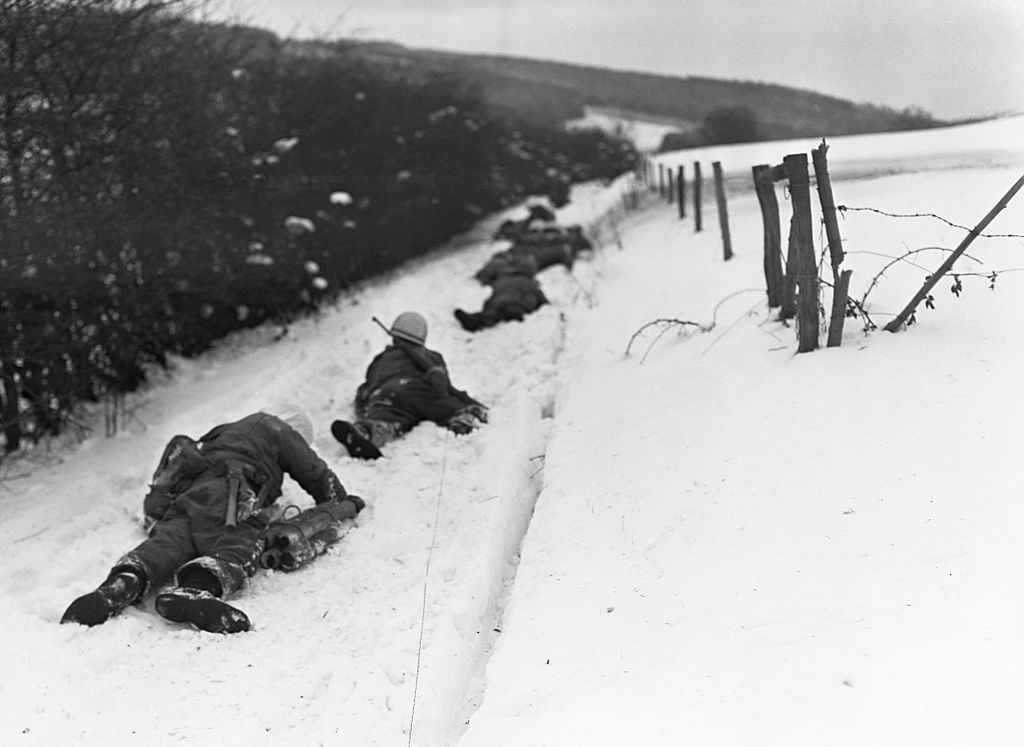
150 434 210 492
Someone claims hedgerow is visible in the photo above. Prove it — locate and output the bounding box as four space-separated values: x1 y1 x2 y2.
0 1 637 453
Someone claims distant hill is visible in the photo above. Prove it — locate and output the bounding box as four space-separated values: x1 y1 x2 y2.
345 41 945 142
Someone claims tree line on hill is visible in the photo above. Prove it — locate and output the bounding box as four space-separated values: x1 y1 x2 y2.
0 0 637 455
353 45 944 142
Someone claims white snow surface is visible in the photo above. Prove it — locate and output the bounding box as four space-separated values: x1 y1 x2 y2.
2 116 1023 746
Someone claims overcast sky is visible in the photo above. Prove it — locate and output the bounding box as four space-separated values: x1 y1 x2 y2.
219 0 1024 120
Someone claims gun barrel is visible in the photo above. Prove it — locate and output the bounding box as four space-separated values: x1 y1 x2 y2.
260 497 364 571
260 548 282 569
280 535 315 570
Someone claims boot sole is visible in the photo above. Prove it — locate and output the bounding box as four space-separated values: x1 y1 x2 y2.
155 593 250 634
330 420 382 459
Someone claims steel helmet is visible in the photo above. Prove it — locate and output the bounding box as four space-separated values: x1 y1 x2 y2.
390 311 427 345
261 402 314 443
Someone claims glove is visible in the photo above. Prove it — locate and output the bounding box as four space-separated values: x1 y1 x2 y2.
446 411 482 435
463 403 489 423
343 494 366 513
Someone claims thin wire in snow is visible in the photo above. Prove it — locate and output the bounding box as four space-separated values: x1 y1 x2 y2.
408 431 451 746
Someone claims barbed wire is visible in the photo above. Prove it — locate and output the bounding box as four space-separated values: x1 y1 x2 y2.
836 205 1024 239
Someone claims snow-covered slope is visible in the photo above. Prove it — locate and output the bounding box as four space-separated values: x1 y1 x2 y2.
1 116 1022 746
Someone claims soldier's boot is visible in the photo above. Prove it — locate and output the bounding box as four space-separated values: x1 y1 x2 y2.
155 588 250 634
560 247 575 270
61 570 144 626
454 308 480 332
330 420 382 460
155 565 249 634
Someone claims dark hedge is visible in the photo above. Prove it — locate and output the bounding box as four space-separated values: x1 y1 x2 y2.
0 1 637 453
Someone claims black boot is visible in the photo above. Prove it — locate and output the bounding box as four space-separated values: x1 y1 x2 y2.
454 308 479 332
330 420 382 459
155 588 250 634
61 570 144 626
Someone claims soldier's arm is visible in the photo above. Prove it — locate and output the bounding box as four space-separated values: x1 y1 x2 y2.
396 339 450 394
278 426 348 505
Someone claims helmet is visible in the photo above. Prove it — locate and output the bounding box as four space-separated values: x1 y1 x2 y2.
390 311 427 345
261 402 314 443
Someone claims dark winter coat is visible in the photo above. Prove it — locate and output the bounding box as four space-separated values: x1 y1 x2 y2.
354 341 480 430
509 241 573 272
124 413 346 596
457 272 549 332
515 225 592 256
484 273 548 318
474 250 539 285
143 413 342 521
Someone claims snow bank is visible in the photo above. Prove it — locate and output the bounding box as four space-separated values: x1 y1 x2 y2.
458 120 1024 746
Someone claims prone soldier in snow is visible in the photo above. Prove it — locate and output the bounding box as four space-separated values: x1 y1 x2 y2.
508 240 574 274
498 225 592 277
330 312 488 459
565 225 594 255
515 224 593 257
61 404 361 634
473 250 540 286
454 271 549 332
492 202 558 241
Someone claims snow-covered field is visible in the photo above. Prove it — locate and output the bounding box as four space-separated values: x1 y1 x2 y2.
565 105 698 151
1 115 1022 746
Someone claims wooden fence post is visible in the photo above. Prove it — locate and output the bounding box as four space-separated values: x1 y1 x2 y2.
693 161 702 232
827 269 852 347
657 164 664 197
667 164 675 203
812 141 844 280
753 164 784 308
677 165 686 219
812 140 849 347
784 153 818 352
712 162 733 260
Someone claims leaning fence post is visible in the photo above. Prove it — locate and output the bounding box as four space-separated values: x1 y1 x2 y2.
784 153 818 352
712 162 733 260
884 173 1024 332
812 140 845 281
667 165 675 204
657 164 665 197
753 164 784 308
677 165 686 219
693 161 703 232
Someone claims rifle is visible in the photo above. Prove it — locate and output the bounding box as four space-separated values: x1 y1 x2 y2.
371 316 393 338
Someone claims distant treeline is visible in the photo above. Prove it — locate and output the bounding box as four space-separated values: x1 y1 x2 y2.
355 43 944 141
0 0 637 454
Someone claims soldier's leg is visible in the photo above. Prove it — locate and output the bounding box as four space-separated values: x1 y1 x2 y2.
461 305 502 329
392 380 472 426
177 512 268 597
153 510 262 634
61 513 193 626
335 388 414 458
